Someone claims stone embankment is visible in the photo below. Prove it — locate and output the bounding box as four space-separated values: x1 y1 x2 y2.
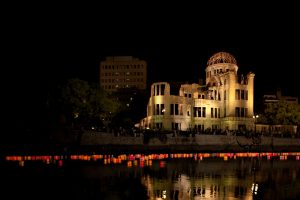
80 131 300 153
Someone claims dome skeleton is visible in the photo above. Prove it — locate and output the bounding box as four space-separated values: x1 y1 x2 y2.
207 52 237 66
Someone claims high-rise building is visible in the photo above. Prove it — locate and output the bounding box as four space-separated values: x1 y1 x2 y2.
100 56 147 92
139 52 255 132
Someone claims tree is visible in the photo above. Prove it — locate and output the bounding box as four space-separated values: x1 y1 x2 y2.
259 101 300 125
109 88 148 129
60 79 122 129
61 79 90 127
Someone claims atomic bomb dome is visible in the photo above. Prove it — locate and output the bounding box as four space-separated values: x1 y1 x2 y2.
207 52 237 66
139 50 255 133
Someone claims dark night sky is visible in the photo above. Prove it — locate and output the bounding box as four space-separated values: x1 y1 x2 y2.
5 2 300 124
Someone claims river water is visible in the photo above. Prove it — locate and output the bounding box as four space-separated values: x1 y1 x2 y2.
2 152 300 199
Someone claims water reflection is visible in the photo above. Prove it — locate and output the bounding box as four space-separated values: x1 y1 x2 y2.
3 152 300 200
140 156 300 200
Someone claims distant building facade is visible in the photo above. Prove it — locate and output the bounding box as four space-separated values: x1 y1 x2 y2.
100 56 147 92
263 89 298 104
139 52 255 132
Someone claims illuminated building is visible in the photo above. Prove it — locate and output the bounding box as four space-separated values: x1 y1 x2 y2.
100 56 147 92
139 52 255 131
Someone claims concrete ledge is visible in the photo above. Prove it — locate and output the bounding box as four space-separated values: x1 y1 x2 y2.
78 131 300 154
2 131 299 155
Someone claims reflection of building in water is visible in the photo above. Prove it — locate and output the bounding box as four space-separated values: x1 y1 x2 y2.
140 159 268 200
141 171 253 200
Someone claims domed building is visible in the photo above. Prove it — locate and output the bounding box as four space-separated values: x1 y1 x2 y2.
139 52 255 132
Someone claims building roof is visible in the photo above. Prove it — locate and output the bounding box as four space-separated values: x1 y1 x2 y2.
207 52 237 66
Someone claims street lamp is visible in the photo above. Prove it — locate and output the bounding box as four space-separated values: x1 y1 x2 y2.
253 115 259 133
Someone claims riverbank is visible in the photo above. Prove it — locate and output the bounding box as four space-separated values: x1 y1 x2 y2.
2 131 300 155
3 144 300 156
78 131 300 153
